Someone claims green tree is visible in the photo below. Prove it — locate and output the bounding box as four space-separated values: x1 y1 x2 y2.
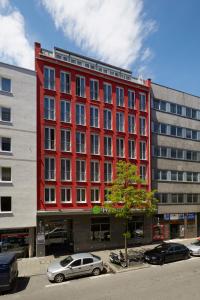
105 161 157 265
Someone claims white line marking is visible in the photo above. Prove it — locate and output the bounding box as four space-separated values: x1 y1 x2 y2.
45 281 70 288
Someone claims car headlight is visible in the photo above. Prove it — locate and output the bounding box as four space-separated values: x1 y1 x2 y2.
151 256 157 260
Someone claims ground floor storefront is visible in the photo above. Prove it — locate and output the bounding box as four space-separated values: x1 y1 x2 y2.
36 213 153 257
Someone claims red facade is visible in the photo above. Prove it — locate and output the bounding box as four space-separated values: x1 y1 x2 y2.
35 42 151 212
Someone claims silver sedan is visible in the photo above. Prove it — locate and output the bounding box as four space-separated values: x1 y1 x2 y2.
47 253 104 283
187 238 200 256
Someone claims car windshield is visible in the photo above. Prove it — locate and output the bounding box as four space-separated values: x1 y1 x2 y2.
192 240 200 246
155 244 170 251
60 256 73 267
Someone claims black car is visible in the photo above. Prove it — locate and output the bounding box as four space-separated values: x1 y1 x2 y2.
0 253 18 292
144 243 190 265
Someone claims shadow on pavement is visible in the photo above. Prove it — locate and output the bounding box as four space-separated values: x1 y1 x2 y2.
1 276 30 295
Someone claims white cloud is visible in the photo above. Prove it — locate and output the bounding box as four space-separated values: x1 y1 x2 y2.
0 0 34 69
41 0 155 69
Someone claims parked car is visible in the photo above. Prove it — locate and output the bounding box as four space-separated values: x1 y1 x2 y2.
144 242 190 265
47 253 104 283
0 253 18 292
187 238 200 256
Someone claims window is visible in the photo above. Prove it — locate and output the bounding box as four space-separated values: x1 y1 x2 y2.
128 115 135 133
0 197 11 212
60 71 70 94
139 93 146 111
128 216 144 238
116 112 124 132
186 107 192 118
0 77 11 93
76 188 86 203
44 96 55 120
104 136 112 156
76 160 86 182
45 157 55 180
91 134 99 155
140 141 146 160
76 76 85 97
128 90 135 109
76 104 85 125
0 167 11 182
61 159 71 181
104 189 111 202
90 106 99 128
116 87 124 106
104 162 112 182
83 258 93 264
44 67 55 90
44 127 55 150
128 140 135 159
91 161 99 182
140 165 146 181
140 117 146 135
116 138 124 157
104 109 112 130
91 217 110 241
0 107 11 122
61 100 70 123
45 187 55 203
90 79 99 100
0 137 11 152
76 132 85 153
61 130 71 152
103 83 112 103
61 188 71 203
172 194 184 204
71 259 82 267
91 188 100 203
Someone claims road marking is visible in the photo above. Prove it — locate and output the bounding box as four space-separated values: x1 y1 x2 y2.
89 274 112 280
45 281 70 288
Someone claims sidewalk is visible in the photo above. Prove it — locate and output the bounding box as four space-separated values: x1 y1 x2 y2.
17 237 196 277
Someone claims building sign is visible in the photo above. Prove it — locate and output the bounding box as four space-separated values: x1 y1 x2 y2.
170 214 179 220
164 214 170 221
187 213 195 220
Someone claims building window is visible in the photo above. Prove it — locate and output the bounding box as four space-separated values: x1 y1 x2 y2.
91 134 99 155
90 79 98 100
76 160 86 182
103 83 112 103
128 140 135 159
76 132 85 153
76 188 86 203
76 76 85 97
61 159 71 181
44 96 55 120
91 188 100 203
61 100 71 123
61 130 71 152
104 162 112 182
116 138 124 157
60 71 70 94
90 106 99 128
116 87 124 106
91 217 110 241
61 188 71 203
104 109 112 130
140 165 146 181
45 157 55 180
91 161 100 182
128 216 144 238
128 90 135 109
44 67 55 90
44 187 55 203
0 167 11 182
104 189 111 202
140 141 146 160
128 115 135 133
0 107 11 122
139 93 146 111
0 197 11 212
104 136 112 156
140 117 146 136
44 127 55 150
116 112 124 132
172 194 184 204
76 104 85 125
0 137 11 152
0 77 11 93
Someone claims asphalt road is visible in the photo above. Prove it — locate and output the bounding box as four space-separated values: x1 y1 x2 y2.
3 256 200 300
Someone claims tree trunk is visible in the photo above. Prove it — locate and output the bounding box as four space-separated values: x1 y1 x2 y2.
124 219 128 266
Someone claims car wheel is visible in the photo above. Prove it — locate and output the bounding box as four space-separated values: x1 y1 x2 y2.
92 268 101 276
184 253 190 260
54 273 65 283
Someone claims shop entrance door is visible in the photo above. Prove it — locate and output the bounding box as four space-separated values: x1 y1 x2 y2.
170 224 180 239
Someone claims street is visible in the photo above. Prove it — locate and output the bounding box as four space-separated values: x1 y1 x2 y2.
3 256 200 300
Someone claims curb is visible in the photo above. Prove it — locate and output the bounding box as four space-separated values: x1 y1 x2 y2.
106 262 150 274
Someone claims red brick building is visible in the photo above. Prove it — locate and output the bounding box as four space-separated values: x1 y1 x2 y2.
35 42 152 256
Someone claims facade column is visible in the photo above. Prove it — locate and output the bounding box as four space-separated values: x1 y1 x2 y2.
28 227 35 257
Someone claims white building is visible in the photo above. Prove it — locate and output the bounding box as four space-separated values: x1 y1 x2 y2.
0 62 36 257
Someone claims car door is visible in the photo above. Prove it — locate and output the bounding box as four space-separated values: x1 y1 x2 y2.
81 258 94 275
68 259 82 277
164 246 175 263
174 245 184 261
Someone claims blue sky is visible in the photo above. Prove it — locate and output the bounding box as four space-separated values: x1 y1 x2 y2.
0 0 200 96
